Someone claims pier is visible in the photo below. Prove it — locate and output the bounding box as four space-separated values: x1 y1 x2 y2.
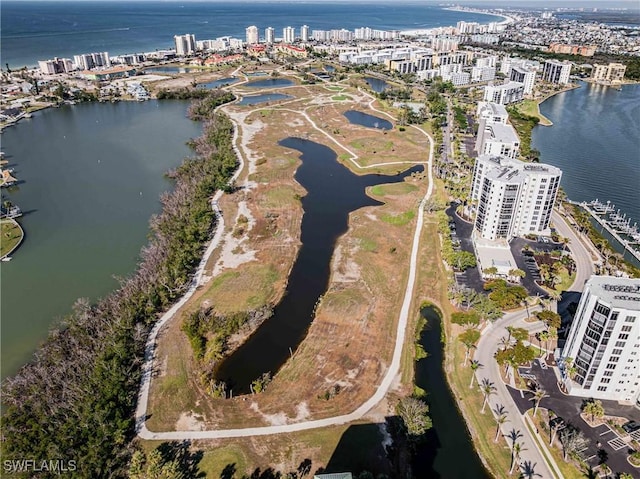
571 199 640 263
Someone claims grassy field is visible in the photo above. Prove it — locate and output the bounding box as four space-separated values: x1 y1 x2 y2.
517 99 553 126
528 411 583 479
332 95 351 101
1 220 23 257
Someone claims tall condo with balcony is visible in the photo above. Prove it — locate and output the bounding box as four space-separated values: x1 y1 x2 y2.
542 59 571 85
561 276 640 405
174 34 196 56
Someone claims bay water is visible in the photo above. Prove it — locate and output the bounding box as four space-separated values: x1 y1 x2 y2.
0 100 201 378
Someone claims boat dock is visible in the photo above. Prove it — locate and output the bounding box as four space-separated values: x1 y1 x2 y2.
574 199 640 263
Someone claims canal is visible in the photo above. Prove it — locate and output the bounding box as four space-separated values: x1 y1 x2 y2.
0 100 201 378
215 137 422 392
413 305 490 478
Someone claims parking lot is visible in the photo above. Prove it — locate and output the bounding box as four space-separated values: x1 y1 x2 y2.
446 203 485 293
512 361 640 476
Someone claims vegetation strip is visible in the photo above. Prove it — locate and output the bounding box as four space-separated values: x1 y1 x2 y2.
0 90 238 476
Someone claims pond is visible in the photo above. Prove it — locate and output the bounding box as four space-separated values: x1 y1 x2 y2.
343 110 393 130
412 305 490 478
324 65 335 72
198 77 239 89
364 77 389 93
237 93 293 106
215 138 422 392
245 78 294 88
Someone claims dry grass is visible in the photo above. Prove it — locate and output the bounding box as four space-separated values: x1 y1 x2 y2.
146 78 432 467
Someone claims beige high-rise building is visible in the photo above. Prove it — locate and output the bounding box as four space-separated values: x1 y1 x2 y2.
245 25 259 45
592 63 627 84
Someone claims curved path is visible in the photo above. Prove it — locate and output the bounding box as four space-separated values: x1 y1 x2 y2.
472 208 596 477
136 79 434 440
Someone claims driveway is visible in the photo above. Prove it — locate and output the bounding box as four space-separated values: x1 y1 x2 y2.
512 361 640 476
446 202 485 293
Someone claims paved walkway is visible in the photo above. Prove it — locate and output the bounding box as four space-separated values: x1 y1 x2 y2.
472 207 598 478
136 79 435 440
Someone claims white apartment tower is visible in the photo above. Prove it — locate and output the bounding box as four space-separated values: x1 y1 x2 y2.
561 276 640 406
542 60 571 85
265 27 275 44
174 34 196 56
300 25 310 42
245 25 259 45
483 81 525 105
471 156 562 240
283 26 296 44
509 66 536 95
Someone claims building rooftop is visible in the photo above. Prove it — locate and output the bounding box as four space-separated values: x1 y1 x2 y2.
486 122 520 144
587 276 640 311
478 101 508 119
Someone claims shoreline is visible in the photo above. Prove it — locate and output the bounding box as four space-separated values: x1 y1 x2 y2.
531 82 581 126
0 218 24 260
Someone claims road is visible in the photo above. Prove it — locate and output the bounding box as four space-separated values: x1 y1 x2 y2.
472 208 597 477
136 82 435 440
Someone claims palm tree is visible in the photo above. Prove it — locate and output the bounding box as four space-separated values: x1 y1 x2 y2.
469 359 481 388
480 378 496 413
548 327 558 352
537 331 549 357
509 441 525 475
493 405 509 443
599 463 611 479
582 399 605 424
529 387 548 417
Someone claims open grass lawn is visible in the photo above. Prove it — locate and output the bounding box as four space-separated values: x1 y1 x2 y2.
1 220 22 257
204 264 278 313
332 95 351 101
380 210 415 226
517 99 553 126
370 182 418 197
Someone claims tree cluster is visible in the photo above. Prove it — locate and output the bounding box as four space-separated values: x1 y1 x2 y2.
483 279 528 310
1 97 238 477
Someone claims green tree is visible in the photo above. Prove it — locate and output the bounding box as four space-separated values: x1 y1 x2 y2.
493 405 509 443
479 378 496 413
582 399 605 423
535 309 561 329
451 311 480 329
459 329 481 365
529 387 548 417
396 397 432 438
469 359 481 388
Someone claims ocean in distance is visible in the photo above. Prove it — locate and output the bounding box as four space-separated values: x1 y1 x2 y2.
1 1 504 68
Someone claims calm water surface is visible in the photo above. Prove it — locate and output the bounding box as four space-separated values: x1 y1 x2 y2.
533 82 640 223
215 138 422 392
245 78 294 89
0 100 201 378
237 93 293 106
413 306 490 478
344 110 393 130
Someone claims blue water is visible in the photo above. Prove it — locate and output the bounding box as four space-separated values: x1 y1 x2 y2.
238 93 293 106
344 110 393 130
200 77 240 89
245 78 294 89
143 66 201 74
1 1 504 69
532 82 640 224
365 77 390 93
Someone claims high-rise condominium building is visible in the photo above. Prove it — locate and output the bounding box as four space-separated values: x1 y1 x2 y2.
509 66 536 95
471 155 561 241
245 26 259 45
265 27 275 44
561 276 640 405
483 81 525 105
174 34 196 56
283 26 296 44
300 25 310 42
542 59 571 85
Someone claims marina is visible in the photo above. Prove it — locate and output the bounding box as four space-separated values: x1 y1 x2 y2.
577 199 640 263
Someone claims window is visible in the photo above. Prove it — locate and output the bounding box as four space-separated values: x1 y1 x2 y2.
601 378 611 384
603 370 614 377
597 386 607 391
615 341 626 348
612 349 623 355
625 316 636 322
621 325 633 332
618 334 629 340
